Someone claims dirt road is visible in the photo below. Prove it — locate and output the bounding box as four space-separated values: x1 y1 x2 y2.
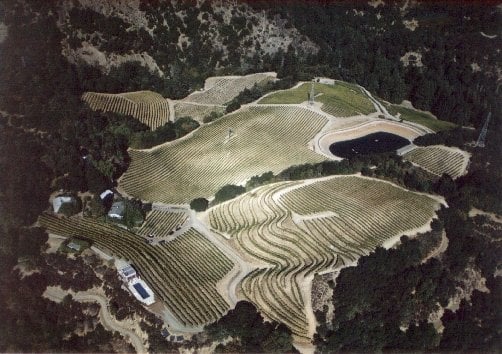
44 286 147 353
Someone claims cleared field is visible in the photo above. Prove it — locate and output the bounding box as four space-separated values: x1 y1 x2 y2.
38 214 234 327
174 102 225 122
119 106 327 204
208 175 440 338
388 104 456 132
136 209 189 239
258 81 376 117
404 145 469 178
82 91 169 130
181 73 275 105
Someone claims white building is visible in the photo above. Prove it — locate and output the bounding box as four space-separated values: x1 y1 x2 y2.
52 196 75 213
100 189 113 200
119 265 137 281
108 201 125 219
118 265 155 305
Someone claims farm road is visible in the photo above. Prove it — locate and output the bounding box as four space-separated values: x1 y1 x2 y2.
190 209 256 306
358 85 397 120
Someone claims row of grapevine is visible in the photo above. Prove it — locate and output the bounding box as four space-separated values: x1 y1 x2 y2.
119 105 327 204
82 91 169 130
38 214 234 327
403 145 469 179
181 73 274 105
208 175 439 337
136 210 189 239
173 102 225 122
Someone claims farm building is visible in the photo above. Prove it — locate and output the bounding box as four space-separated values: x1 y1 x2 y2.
67 241 81 252
108 201 125 219
119 265 137 281
99 189 113 200
119 264 155 304
317 77 335 85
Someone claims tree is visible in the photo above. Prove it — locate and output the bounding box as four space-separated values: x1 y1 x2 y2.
213 185 246 204
225 100 241 113
190 198 209 212
84 196 106 218
122 200 144 229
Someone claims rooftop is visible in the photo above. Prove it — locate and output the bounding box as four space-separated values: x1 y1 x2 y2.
52 196 75 213
108 200 125 218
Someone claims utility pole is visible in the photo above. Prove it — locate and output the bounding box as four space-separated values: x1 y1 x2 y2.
476 112 491 148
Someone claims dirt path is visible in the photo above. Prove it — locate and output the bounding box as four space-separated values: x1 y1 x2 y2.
190 209 256 306
422 231 448 263
469 208 502 223
166 98 176 122
358 85 397 120
174 100 225 108
43 286 147 353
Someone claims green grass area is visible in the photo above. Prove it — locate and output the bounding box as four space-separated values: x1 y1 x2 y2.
258 82 376 117
388 105 457 132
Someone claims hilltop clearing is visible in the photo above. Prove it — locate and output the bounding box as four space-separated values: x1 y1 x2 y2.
259 81 375 117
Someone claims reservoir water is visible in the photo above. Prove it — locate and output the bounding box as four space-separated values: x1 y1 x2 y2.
329 132 410 158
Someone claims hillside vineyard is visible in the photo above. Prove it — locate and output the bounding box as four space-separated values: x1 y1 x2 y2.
39 214 234 326
120 106 327 203
208 176 440 337
404 145 469 179
82 91 170 130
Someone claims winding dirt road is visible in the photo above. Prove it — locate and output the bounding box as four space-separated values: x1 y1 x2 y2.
44 286 147 353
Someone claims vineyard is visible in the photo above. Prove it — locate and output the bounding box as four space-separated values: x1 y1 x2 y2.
181 73 275 105
208 175 440 338
136 209 189 239
403 145 470 179
38 214 234 327
258 81 375 117
82 91 170 130
173 102 225 122
119 105 327 203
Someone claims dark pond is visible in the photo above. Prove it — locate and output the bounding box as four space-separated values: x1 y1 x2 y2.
329 132 410 158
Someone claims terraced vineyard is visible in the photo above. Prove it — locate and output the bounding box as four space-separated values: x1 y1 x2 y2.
181 73 275 105
39 214 234 326
208 176 440 338
174 102 225 122
136 210 189 239
120 106 327 203
403 145 469 178
259 81 375 117
82 91 170 130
